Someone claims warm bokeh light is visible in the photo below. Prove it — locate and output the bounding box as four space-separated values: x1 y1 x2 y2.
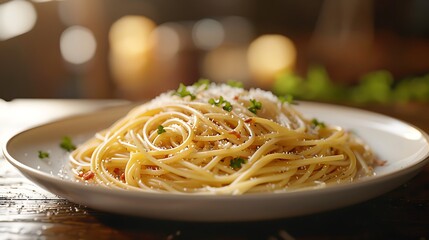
60 26 97 65
192 18 225 50
151 23 181 60
109 15 156 58
0 0 37 41
247 34 297 86
203 47 250 84
109 15 156 95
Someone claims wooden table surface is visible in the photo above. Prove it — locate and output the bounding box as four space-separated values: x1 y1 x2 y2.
1 100 429 240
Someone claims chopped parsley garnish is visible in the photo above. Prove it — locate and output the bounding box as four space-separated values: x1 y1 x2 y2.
60 136 76 152
248 99 262 114
157 125 166 134
193 78 210 89
174 83 196 100
230 157 246 170
227 80 244 88
278 95 297 105
208 96 233 112
222 101 233 112
38 150 49 159
311 118 326 128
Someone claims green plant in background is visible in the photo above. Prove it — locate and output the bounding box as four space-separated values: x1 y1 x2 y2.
394 75 429 103
273 65 344 102
305 65 338 101
273 71 304 97
350 70 393 104
273 66 429 104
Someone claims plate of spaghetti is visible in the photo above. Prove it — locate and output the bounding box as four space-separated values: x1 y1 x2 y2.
3 81 429 221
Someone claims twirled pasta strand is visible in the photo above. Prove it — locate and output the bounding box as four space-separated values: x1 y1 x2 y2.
70 84 377 194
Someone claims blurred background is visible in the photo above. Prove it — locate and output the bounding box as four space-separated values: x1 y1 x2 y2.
1 0 429 105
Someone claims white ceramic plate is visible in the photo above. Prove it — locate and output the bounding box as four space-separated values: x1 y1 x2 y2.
3 102 429 222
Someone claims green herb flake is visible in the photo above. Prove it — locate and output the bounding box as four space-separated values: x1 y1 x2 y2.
208 96 223 106
248 99 262 114
157 125 166 134
174 83 196 100
311 118 326 128
222 101 233 112
208 96 233 112
227 80 244 88
230 157 246 170
60 136 76 152
38 150 49 159
193 78 211 89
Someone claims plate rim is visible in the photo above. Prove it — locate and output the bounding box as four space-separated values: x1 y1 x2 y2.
2 101 429 220
3 101 429 199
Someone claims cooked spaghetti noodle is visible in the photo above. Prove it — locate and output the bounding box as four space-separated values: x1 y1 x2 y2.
70 82 379 194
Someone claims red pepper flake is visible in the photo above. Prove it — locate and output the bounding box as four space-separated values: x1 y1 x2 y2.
82 171 95 180
244 118 253 123
146 165 160 170
113 168 121 176
120 173 126 182
233 95 239 100
229 130 241 139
